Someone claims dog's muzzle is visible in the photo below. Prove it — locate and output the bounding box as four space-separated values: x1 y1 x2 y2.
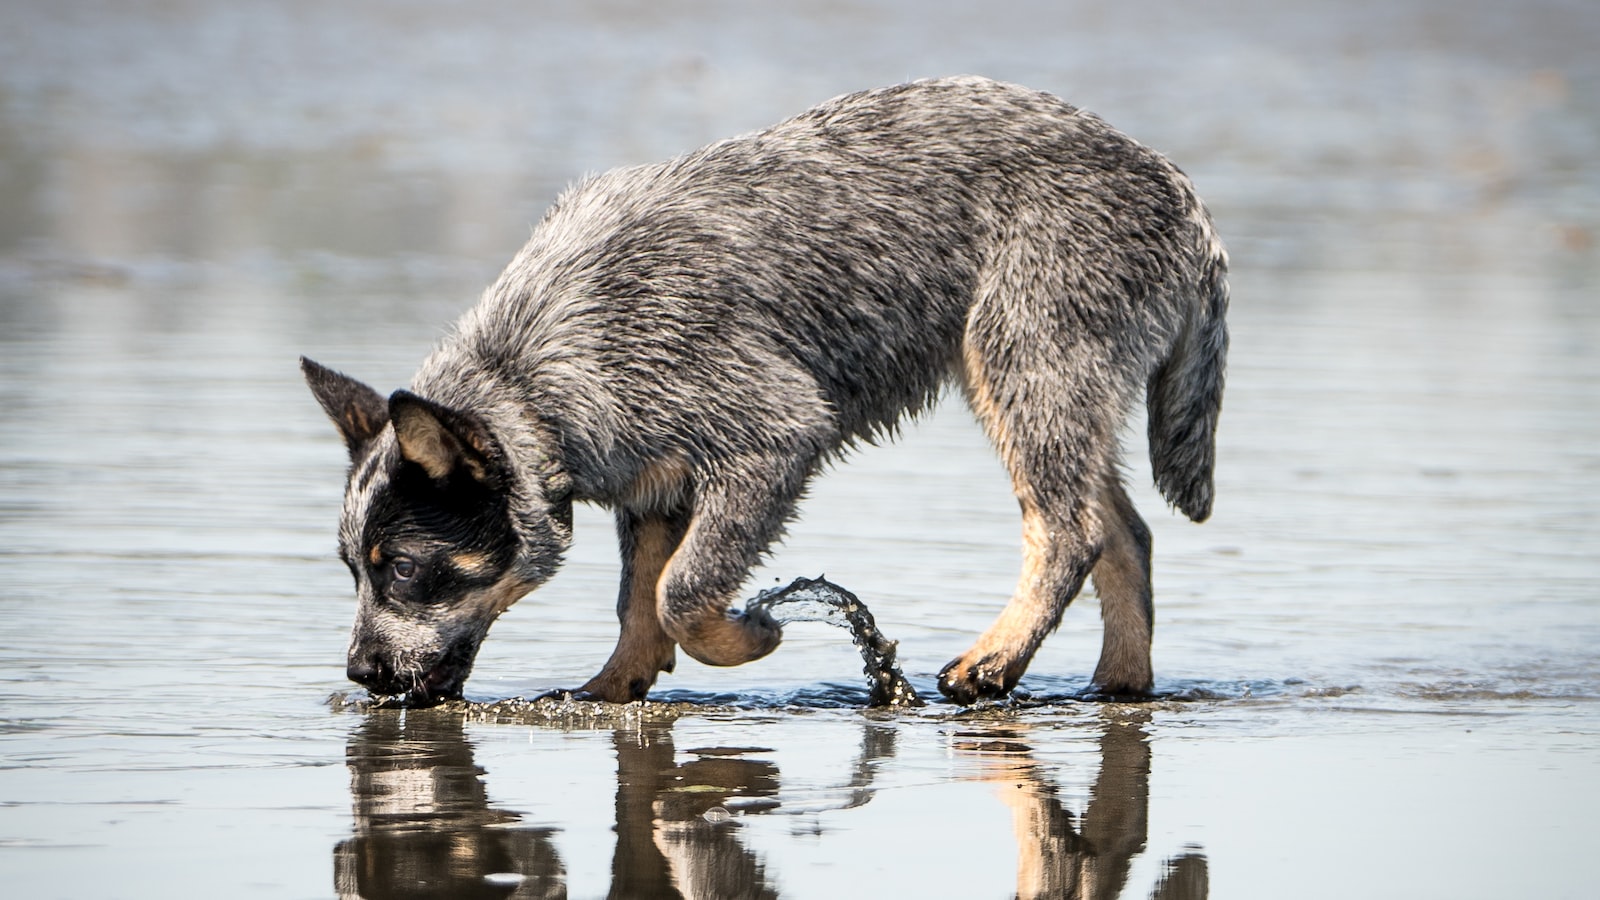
346 653 403 696
346 652 468 706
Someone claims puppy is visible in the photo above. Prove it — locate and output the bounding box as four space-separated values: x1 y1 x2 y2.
303 76 1228 705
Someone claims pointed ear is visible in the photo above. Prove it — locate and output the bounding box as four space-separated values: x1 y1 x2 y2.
388 390 507 487
301 357 389 461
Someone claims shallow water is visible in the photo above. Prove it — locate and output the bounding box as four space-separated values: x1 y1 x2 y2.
3 1 1599 897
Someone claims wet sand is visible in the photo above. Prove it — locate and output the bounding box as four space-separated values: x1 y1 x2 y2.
2 1 1598 897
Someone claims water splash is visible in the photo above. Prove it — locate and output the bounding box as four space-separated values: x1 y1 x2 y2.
745 577 925 708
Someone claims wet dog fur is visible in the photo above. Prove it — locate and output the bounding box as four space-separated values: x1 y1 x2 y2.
302 76 1228 705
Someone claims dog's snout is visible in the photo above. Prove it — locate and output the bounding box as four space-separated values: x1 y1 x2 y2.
346 653 391 691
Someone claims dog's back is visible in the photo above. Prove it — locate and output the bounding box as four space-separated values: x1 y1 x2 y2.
415 76 1225 511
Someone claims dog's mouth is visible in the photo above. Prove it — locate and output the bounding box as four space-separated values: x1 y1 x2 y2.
366 667 464 708
388 656 470 707
417 659 467 701
353 647 476 708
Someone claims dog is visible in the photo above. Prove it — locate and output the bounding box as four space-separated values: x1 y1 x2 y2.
302 75 1228 706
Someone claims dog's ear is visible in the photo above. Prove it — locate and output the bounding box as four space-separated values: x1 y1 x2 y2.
388 390 507 488
301 357 389 461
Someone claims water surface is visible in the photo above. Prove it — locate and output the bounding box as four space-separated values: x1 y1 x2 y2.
2 1 1598 898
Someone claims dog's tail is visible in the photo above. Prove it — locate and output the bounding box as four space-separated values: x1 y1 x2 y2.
1147 212 1229 523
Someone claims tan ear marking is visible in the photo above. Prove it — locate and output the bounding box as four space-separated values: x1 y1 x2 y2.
393 413 458 480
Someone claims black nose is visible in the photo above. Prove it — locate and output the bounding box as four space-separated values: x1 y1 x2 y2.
346 653 393 691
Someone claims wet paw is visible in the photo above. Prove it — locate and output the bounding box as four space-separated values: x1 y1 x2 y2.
573 672 658 703
937 653 1018 704
674 610 783 667
540 668 661 703
533 687 588 702
1091 657 1153 698
535 685 638 704
575 641 677 703
1087 676 1153 700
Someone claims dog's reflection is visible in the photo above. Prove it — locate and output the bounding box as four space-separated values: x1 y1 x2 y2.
333 711 565 899
606 723 778 899
335 707 1203 899
954 709 1208 900
332 710 813 900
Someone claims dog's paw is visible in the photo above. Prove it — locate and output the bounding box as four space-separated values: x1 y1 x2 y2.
574 638 678 703
937 652 1019 705
533 685 637 704
673 610 783 667
1085 676 1154 700
533 687 587 703
567 673 658 703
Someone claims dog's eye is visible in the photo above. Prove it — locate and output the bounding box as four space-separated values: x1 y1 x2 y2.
391 557 417 582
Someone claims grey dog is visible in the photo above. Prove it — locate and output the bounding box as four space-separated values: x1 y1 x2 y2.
302 76 1228 705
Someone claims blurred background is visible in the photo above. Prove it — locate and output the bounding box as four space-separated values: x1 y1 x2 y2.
3 0 1595 300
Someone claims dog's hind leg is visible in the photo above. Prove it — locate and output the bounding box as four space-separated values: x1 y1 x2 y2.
1089 474 1155 695
577 509 689 702
936 474 1103 703
938 290 1129 704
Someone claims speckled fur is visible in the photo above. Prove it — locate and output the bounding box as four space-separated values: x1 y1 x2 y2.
305 76 1228 704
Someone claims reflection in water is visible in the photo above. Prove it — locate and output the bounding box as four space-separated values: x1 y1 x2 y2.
337 708 1201 898
617 718 903 897
335 711 565 899
956 711 1208 900
608 725 780 900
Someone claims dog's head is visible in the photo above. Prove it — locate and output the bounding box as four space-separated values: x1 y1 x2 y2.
301 358 570 705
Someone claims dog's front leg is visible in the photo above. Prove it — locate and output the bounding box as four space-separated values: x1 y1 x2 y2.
575 510 688 702
655 476 793 668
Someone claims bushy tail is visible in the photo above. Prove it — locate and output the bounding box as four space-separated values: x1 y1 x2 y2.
1148 228 1229 522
